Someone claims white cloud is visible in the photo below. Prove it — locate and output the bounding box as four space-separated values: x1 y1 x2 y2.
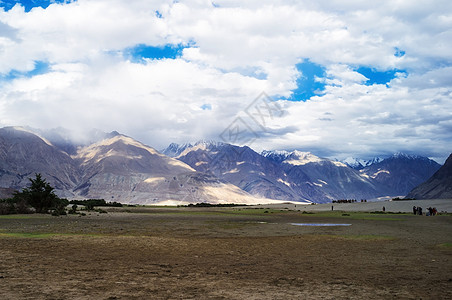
0 0 451 162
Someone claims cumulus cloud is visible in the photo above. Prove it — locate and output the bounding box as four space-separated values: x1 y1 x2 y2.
0 0 451 163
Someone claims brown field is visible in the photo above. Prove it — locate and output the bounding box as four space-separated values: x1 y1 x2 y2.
0 206 451 299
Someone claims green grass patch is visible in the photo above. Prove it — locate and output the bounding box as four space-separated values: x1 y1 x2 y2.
300 211 406 221
225 208 287 215
0 214 49 220
349 216 403 221
438 243 452 249
0 232 105 239
141 205 179 209
341 234 396 241
303 234 396 242
144 211 232 216
205 220 259 230
126 208 286 217
0 232 56 238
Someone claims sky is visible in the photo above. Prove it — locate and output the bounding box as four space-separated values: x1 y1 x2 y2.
0 0 451 163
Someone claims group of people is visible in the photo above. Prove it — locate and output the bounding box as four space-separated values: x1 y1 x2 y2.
413 206 437 216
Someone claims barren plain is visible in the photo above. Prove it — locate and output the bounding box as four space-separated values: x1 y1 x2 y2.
0 202 451 299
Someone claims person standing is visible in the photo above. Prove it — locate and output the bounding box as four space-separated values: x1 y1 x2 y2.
413 206 417 215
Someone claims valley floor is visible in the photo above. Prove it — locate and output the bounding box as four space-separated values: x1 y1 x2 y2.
255 198 452 213
0 206 451 299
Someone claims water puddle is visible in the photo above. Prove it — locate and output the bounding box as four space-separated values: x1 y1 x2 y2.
290 223 352 227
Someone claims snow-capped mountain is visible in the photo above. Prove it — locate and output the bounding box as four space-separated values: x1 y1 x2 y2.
406 153 452 199
162 142 194 158
174 142 306 202
164 143 445 203
1 126 444 204
359 153 441 196
162 140 226 158
281 151 326 166
0 127 280 205
262 149 441 202
341 157 383 170
267 150 382 203
70 134 284 205
175 146 383 203
261 150 292 164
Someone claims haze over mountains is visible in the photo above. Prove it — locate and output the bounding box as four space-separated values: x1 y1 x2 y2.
0 126 445 205
0 127 270 205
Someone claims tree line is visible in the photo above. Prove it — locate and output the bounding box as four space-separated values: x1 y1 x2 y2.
0 174 122 215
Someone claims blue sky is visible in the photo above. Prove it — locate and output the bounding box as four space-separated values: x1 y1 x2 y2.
286 60 326 101
125 44 187 63
356 67 407 86
0 0 72 12
0 0 451 163
1 0 407 93
0 60 50 81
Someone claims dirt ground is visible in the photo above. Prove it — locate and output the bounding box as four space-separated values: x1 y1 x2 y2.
0 206 451 299
255 198 452 214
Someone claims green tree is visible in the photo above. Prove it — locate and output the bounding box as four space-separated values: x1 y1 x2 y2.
13 173 67 214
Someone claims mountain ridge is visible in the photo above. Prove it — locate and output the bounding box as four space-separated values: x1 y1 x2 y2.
175 142 305 202
0 127 444 204
406 153 452 199
0 127 283 205
169 142 441 203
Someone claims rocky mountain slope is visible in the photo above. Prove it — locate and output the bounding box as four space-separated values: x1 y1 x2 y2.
0 127 278 205
359 153 441 196
406 153 452 199
0 126 444 204
263 150 381 202
0 127 80 197
174 144 441 203
73 134 272 205
176 142 305 202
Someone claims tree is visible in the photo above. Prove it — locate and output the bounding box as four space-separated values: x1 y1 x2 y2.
13 173 67 214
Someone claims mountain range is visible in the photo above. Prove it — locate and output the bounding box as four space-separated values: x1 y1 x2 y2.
407 153 452 199
171 143 442 203
0 127 274 205
0 126 446 204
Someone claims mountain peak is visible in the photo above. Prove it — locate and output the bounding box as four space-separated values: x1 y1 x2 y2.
391 152 419 159
261 149 291 156
342 157 364 169
341 156 383 170
261 150 292 163
163 140 226 158
74 134 161 165
285 151 322 165
109 130 121 137
1 126 53 146
263 149 348 167
193 140 225 147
